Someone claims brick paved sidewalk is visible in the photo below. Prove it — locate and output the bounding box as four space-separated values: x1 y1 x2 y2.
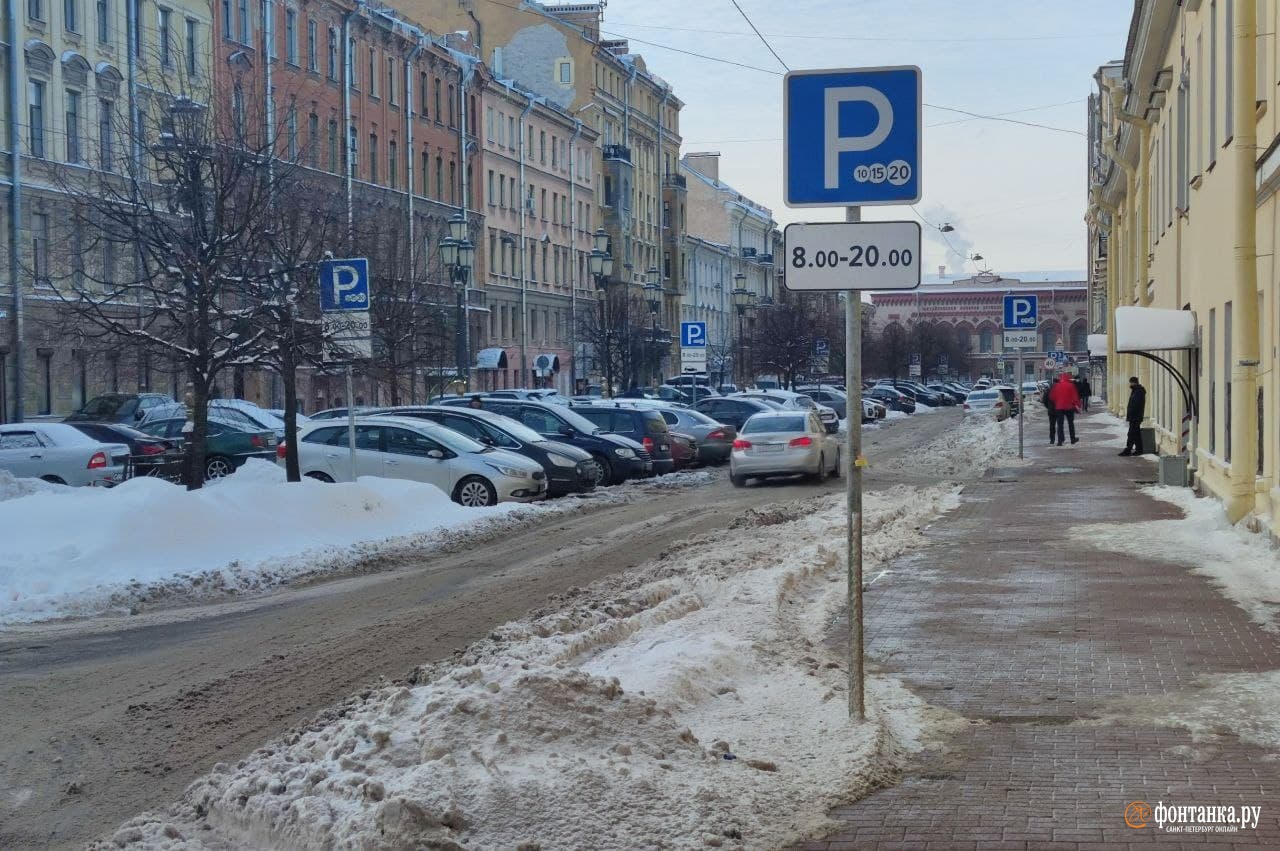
798 412 1280 850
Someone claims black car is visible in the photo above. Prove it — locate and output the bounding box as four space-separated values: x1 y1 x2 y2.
865 386 916 414
439 397 652 485
571 405 676 476
877 382 943 407
66 421 183 480
693 396 779 430
372 406 598 495
65 392 177 425
927 383 967 404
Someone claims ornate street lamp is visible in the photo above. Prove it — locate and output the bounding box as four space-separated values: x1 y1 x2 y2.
644 266 662 385
587 229 616 396
732 274 752 387
439 213 474 389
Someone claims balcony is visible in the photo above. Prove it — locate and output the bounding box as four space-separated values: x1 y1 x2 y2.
757 253 774 265
740 247 757 258
603 144 632 163
663 173 686 189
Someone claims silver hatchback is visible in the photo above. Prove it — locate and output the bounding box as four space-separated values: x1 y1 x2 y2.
729 411 840 487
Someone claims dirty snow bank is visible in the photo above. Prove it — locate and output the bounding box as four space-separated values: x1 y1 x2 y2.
1075 485 1280 630
0 469 65 502
98 484 967 850
905 412 1016 479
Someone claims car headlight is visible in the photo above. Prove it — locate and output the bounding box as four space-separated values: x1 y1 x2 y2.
486 463 529 478
613 447 636 458
546 453 577 468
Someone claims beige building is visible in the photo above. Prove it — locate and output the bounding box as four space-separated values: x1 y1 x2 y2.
477 78 597 393
3 0 213 420
1088 1 1278 527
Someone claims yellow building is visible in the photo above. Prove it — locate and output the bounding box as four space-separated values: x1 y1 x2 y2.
1088 0 1277 528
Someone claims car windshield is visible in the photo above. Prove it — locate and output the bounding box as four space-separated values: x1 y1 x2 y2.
481 413 545 444
213 402 285 431
408 421 487 454
549 406 600 435
743 415 807 433
210 408 263 431
77 395 130 416
685 410 721 426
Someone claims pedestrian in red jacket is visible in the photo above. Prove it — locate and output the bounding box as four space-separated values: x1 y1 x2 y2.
1048 373 1081 446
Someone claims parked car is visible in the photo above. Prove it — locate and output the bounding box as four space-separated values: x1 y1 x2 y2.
438 398 653 485
927 383 967 404
861 398 888 422
266 409 310 424
865 386 916 414
138 417 277 480
729 411 841 488
308 406 381 421
794 386 848 419
622 403 736 465
209 399 288 438
368 406 597 496
962 388 1011 421
67 422 182 480
572 405 676 476
286 416 546 506
879 380 951 407
992 384 1022 417
64 392 177 426
474 389 570 406
0 422 131 487
668 432 699 470
1019 381 1041 401
716 383 740 395
693 396 779 431
730 390 840 433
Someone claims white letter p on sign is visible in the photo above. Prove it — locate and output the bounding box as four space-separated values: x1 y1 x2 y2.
824 86 894 189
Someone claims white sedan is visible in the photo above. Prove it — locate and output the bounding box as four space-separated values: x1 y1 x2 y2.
0 423 131 487
285 416 548 506
730 411 841 487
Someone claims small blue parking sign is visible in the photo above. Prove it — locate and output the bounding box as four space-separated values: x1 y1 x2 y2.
1003 294 1038 330
681 321 707 348
785 66 922 207
319 258 370 312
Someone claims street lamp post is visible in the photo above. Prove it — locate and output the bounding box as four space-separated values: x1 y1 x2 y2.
732 273 752 387
587 228 615 396
644 266 661 387
439 213 474 391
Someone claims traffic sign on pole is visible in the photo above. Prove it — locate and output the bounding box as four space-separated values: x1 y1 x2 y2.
783 221 921 291
1002 294 1038 330
680 321 707 348
319 257 372 483
784 66 922 207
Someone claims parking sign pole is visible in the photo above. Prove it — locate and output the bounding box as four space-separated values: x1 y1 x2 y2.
1017 349 1024 459
346 365 357 481
845 205 865 722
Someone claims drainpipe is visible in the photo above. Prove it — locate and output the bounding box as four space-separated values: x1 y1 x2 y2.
459 60 474 388
1228 0 1259 520
341 6 361 236
656 89 669 366
6 0 24 420
404 38 423 273
263 0 274 178
568 118 583 391
516 92 535 385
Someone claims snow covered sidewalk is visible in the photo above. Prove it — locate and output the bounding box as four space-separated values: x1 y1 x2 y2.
95 482 969 850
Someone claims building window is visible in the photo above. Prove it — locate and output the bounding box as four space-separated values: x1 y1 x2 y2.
286 105 298 160
348 38 357 88
368 47 376 97
158 8 172 66
99 98 114 168
32 213 51 285
327 119 337 171
387 57 396 105
220 0 231 36
285 9 297 65
232 83 245 140
447 84 456 126
348 125 357 170
28 80 46 158
388 139 397 188
327 27 337 80
65 89 81 163
38 350 53 416
539 130 546 163
979 327 993 353
64 0 78 32
308 112 318 167
185 19 198 76
238 0 249 43
558 60 572 84
419 72 428 117
487 169 495 205
420 150 428 195
96 0 109 41
435 155 443 200
368 133 377 182
307 18 317 71
29 0 44 22
449 161 456 204
101 238 115 290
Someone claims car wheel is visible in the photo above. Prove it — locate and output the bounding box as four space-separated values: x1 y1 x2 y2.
453 475 498 507
305 471 334 483
813 453 828 483
730 473 747 488
40 475 66 485
589 453 613 487
204 455 235 480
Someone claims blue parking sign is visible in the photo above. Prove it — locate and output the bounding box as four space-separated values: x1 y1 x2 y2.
784 66 922 207
681 321 707 348
1002 294 1038 330
318 258 370 312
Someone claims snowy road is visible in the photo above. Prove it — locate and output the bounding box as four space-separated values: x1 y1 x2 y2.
0 408 968 849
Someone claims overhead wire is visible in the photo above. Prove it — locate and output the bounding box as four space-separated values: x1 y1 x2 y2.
603 20 1123 43
728 0 790 71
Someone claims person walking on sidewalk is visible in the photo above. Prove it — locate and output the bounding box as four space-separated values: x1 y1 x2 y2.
1049 373 1081 446
1119 376 1147 456
1041 382 1059 445
1075 375 1092 411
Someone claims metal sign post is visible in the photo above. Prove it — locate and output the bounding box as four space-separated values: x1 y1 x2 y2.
320 257 372 482
1002 294 1038 461
1017 349 1024 459
346 366 357 480
786 65 922 723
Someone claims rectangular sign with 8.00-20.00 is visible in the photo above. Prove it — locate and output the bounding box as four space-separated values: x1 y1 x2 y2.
783 221 921 291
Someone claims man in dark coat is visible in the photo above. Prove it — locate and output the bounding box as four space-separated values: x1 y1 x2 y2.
1119 376 1147 456
1075 375 1092 411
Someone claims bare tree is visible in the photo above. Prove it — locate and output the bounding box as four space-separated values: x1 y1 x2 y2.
576 285 662 395
751 292 838 388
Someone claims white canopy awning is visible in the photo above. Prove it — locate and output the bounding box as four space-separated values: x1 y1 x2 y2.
1087 333 1109 357
1114 307 1197 352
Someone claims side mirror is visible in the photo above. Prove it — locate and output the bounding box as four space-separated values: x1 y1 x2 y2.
426 449 446 460
558 424 575 437
135 409 145 420
479 436 494 445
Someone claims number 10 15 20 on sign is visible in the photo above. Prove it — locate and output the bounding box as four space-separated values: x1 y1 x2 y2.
782 221 922 291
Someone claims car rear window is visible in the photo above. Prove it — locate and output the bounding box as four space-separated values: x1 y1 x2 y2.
742 415 807 433
967 391 998 401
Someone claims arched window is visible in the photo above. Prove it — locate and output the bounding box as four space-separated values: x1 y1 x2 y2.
979 327 993 353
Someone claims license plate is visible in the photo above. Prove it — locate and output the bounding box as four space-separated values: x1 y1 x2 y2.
756 444 784 454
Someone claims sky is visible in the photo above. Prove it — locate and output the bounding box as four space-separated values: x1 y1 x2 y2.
599 0 1125 277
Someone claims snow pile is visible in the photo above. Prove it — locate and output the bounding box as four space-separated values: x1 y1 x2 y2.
1075 486 1280 631
0 460 528 625
0 469 66 503
97 484 967 850
903 413 1015 479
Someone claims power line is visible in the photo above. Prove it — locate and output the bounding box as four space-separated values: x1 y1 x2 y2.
729 0 789 71
599 30 787 76
924 104 1084 137
605 20 1123 43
